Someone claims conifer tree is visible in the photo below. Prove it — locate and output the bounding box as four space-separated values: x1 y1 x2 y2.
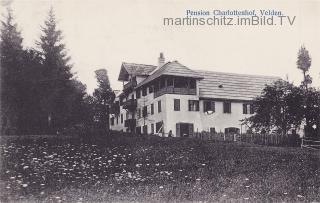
37 8 81 133
0 8 24 134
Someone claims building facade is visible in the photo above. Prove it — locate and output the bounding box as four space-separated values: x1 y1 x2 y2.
110 53 279 137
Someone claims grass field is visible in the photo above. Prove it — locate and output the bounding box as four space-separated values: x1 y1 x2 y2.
0 135 319 202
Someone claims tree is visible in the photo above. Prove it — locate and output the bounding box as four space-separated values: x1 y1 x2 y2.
0 8 24 134
18 49 46 134
93 69 115 132
37 8 84 133
244 80 305 136
297 45 312 89
296 46 315 136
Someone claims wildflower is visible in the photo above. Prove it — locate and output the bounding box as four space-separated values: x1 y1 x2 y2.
22 184 28 187
159 186 163 189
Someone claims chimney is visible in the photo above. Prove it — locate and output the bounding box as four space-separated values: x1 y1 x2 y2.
158 52 165 67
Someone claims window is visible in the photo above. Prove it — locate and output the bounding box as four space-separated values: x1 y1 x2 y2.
116 116 119 124
143 106 148 117
151 123 154 134
126 111 129 119
137 108 141 118
167 77 174 86
151 103 154 115
160 78 165 89
204 101 215 113
243 104 254 114
131 94 134 100
225 127 240 134
189 79 196 89
188 100 199 111
143 125 148 134
142 87 147 96
243 104 248 114
175 77 187 88
111 117 114 126
121 114 123 123
154 83 159 92
158 100 161 113
136 89 141 99
174 99 180 111
149 85 153 93
223 101 231 113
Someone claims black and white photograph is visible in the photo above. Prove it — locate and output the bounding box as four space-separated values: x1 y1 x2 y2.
0 0 319 202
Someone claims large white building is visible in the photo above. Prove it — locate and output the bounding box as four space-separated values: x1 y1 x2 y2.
110 53 279 137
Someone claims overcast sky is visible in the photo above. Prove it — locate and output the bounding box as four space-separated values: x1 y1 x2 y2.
1 0 319 93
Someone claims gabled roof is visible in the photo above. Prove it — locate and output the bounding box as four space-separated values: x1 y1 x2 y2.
197 70 280 101
136 61 204 88
118 62 157 81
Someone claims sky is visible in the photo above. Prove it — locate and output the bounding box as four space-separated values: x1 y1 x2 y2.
1 0 319 94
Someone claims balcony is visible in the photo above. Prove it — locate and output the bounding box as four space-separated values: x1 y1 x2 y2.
122 99 137 111
154 87 196 98
123 80 137 91
110 103 120 115
124 119 136 128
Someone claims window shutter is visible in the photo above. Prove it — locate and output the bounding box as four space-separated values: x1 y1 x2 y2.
158 100 161 112
151 104 154 114
212 101 215 112
250 104 254 114
188 124 194 137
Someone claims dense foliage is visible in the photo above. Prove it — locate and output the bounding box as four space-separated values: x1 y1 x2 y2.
244 46 320 137
0 8 105 135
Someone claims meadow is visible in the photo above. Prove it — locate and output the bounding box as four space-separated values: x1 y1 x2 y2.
0 135 319 202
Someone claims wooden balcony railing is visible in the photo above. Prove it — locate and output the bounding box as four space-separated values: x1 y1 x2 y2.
154 87 196 98
123 80 137 91
122 99 137 110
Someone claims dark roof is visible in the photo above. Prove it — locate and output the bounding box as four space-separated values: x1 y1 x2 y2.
136 61 204 88
118 62 157 81
197 70 280 100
